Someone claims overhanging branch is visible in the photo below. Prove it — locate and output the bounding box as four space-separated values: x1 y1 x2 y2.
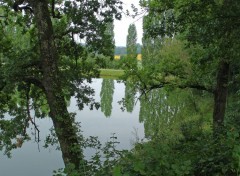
148 82 215 94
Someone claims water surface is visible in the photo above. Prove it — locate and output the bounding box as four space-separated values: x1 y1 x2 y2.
0 79 144 176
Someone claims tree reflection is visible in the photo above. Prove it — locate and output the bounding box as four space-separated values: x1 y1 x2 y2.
139 88 211 139
100 79 115 117
0 79 97 167
0 86 37 157
124 81 136 113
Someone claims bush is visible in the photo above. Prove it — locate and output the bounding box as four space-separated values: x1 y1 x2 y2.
114 120 240 176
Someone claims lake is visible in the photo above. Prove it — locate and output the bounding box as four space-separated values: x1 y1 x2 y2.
0 78 208 175
0 79 145 176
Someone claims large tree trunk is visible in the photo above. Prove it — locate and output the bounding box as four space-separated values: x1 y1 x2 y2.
29 0 83 170
213 60 230 130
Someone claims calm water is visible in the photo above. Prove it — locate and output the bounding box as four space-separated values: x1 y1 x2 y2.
0 79 144 176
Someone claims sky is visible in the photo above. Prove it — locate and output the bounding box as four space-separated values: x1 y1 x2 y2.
114 0 143 46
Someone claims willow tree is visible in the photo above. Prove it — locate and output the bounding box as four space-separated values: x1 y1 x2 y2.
0 0 122 172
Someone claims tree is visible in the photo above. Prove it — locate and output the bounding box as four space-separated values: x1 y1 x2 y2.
126 24 137 59
141 16 163 67
140 0 240 131
0 0 122 172
104 22 115 60
96 21 115 68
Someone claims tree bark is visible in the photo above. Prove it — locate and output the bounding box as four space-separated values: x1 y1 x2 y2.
29 0 83 170
213 60 230 130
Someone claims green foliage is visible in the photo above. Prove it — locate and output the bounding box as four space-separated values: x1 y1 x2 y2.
140 0 240 107
0 0 123 160
61 0 122 55
116 140 192 176
103 22 115 60
141 33 162 67
47 90 240 176
140 0 240 92
125 37 196 92
2 0 240 175
114 113 240 176
52 133 124 176
0 88 32 157
126 24 138 59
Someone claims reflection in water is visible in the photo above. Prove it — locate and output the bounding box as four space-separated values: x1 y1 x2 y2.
0 117 64 176
125 81 137 113
140 88 191 138
0 79 144 176
0 77 211 175
100 79 115 117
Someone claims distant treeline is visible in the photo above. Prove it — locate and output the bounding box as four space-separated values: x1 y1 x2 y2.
115 44 142 55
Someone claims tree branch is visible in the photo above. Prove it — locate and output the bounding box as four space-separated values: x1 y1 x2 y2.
178 84 215 93
148 82 214 93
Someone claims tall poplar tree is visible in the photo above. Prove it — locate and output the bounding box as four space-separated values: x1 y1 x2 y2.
126 24 137 59
105 22 115 60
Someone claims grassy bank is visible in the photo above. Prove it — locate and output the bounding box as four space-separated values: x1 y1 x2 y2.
99 69 124 79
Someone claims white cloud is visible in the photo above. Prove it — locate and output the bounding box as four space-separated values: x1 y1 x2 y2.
114 0 143 46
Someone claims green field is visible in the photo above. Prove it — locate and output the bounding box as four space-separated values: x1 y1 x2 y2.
99 69 124 79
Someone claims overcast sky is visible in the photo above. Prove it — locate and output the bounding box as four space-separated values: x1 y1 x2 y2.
114 0 143 46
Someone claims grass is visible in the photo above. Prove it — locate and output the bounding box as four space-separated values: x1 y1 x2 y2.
99 69 124 79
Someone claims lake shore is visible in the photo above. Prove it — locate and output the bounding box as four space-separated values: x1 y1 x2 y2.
99 69 124 79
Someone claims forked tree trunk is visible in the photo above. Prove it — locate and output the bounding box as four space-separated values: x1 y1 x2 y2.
29 0 83 170
213 60 230 131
